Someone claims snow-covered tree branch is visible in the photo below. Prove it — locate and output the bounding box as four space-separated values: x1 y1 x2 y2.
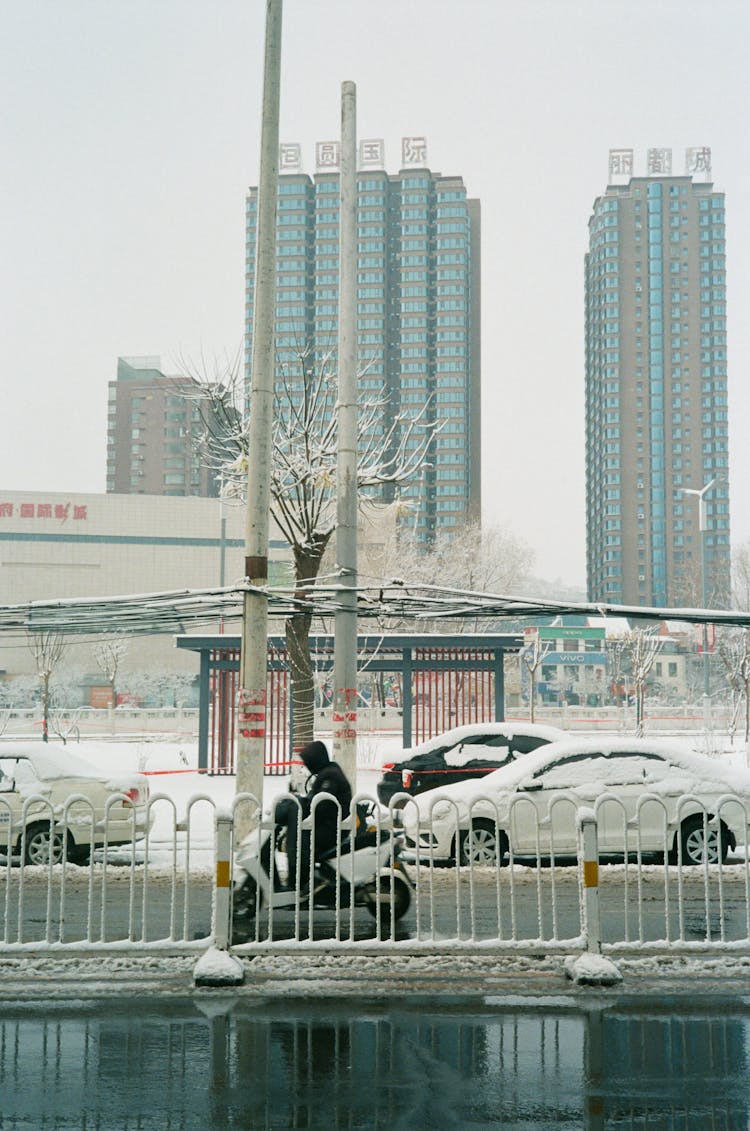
186 348 441 748
718 628 750 748
93 635 129 709
622 628 663 736
28 631 67 743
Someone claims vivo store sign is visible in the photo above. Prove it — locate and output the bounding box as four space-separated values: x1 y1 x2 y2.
544 652 607 665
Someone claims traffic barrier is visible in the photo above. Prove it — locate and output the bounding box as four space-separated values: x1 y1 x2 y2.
3 789 750 961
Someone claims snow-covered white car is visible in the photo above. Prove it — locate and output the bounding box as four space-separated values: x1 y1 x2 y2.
0 743 153 865
376 722 565 806
400 737 750 867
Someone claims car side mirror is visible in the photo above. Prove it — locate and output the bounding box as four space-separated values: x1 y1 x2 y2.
0 778 14 793
518 778 542 792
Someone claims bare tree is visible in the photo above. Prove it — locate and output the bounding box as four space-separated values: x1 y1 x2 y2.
28 631 67 743
48 702 83 745
118 669 196 709
622 628 663 736
520 635 553 723
605 637 631 726
732 543 750 613
371 518 533 633
718 629 750 748
93 635 129 709
188 351 439 748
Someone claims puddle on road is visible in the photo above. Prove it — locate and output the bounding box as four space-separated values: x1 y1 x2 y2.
0 996 748 1128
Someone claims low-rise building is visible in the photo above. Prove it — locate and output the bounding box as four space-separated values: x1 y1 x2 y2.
0 489 291 694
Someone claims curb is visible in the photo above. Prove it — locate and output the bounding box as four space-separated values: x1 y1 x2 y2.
3 952 750 1002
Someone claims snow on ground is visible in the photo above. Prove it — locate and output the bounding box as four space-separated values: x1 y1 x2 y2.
7 728 750 874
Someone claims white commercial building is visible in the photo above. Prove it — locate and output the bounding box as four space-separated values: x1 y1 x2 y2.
0 490 291 695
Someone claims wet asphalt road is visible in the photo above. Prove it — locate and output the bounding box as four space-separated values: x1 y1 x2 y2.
5 861 750 947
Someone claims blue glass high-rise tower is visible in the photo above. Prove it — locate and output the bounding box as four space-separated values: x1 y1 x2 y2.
585 155 730 608
245 143 481 544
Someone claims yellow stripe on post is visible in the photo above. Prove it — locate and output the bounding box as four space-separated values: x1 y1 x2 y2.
216 860 231 889
583 860 599 888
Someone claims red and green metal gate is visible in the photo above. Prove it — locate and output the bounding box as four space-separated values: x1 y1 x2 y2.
177 633 523 775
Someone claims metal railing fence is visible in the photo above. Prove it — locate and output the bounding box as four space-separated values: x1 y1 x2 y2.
2 788 750 959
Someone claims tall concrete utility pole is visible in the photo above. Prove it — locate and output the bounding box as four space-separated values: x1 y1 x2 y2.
332 80 358 788
236 0 282 831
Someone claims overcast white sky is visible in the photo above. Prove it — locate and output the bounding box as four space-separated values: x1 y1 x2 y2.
2 0 749 588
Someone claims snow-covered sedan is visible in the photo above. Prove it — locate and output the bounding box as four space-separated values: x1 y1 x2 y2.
0 743 153 865
400 737 750 867
376 722 565 806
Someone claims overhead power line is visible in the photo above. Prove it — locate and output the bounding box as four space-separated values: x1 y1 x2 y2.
0 581 749 640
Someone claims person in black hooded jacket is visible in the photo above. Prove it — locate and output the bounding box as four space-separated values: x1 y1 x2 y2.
275 740 352 891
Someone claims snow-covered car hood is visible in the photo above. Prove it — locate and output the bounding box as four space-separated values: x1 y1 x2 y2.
1 743 147 791
405 736 750 821
388 722 566 765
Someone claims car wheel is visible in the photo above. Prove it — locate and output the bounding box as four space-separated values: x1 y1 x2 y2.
677 814 728 866
22 823 67 866
457 820 507 866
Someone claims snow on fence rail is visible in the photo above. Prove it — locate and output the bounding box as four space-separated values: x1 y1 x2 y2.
2 789 750 958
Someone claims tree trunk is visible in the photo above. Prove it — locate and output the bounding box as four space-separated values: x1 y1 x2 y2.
286 610 315 751
41 672 50 743
285 539 330 757
636 683 645 737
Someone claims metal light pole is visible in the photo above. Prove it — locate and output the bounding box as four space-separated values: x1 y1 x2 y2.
332 80 358 788
236 0 283 831
681 478 718 727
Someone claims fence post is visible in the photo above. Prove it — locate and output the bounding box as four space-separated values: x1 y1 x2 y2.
565 809 621 986
213 809 233 951
580 811 601 954
194 807 245 986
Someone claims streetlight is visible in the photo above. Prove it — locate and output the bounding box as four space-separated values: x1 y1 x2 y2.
680 477 720 713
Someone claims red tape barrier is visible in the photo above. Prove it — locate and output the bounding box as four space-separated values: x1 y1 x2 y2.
384 766 501 776
142 759 304 776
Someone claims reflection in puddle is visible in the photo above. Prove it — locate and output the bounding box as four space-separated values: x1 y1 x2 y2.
0 997 747 1128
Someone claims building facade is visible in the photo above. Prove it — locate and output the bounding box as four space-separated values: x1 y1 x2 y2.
0 491 396 690
106 357 222 498
585 147 730 607
245 137 481 543
0 490 291 685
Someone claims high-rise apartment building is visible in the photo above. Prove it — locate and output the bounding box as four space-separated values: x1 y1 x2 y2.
244 137 481 542
106 357 220 497
585 148 730 607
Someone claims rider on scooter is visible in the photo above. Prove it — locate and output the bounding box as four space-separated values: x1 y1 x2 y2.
275 740 352 891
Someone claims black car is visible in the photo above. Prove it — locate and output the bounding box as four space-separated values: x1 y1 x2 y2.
376 722 566 806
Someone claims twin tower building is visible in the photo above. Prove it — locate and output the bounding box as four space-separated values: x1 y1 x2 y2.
244 139 730 608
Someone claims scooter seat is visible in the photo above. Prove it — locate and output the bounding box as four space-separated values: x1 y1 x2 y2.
317 828 391 860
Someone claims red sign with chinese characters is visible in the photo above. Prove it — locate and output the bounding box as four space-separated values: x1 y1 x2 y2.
0 502 87 521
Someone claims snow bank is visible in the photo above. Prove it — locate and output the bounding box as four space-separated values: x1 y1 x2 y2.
193 946 244 987
564 953 622 986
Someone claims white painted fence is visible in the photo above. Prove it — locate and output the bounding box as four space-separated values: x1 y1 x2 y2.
2 789 750 959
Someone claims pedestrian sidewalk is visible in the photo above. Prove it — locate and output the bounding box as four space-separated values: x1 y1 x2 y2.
3 951 750 1003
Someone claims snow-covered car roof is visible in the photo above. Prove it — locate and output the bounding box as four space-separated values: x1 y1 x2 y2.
0 742 142 784
394 721 566 761
412 736 750 812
